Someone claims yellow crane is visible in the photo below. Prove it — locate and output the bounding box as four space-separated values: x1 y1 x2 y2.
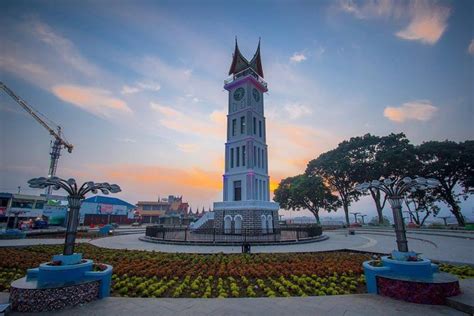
0 82 74 196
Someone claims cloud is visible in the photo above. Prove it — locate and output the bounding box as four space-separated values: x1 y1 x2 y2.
340 0 451 45
468 40 474 55
383 100 438 122
395 1 451 44
290 52 307 63
52 85 132 118
121 82 161 95
339 0 404 19
315 46 326 59
177 143 199 153
284 103 313 119
150 102 225 138
116 138 137 143
30 19 101 77
91 163 222 207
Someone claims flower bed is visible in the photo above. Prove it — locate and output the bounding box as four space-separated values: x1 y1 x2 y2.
0 245 472 298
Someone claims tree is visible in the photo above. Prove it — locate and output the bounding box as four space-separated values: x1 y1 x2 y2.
273 174 340 224
416 141 474 226
306 148 360 226
404 190 440 227
339 133 420 224
369 215 391 226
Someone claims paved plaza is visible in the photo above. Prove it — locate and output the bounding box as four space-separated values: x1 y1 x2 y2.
1 229 473 264
88 229 474 264
0 291 468 316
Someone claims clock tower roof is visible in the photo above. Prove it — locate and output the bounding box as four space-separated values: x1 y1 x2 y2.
228 38 264 78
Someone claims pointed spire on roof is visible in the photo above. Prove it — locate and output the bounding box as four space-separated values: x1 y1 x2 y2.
249 37 264 78
229 36 250 76
228 38 264 78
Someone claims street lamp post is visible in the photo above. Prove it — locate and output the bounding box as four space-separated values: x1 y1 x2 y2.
356 176 440 253
350 212 361 224
28 176 121 255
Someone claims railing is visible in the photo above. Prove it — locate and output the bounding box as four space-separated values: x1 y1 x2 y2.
145 225 322 244
189 212 214 230
224 68 267 89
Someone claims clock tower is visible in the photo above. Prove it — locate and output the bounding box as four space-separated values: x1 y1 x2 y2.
213 39 280 236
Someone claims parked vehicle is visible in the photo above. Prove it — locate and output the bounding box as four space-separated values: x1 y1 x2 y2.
32 219 48 229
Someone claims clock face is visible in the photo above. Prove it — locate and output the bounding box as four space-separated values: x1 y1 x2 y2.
252 88 260 102
233 87 245 101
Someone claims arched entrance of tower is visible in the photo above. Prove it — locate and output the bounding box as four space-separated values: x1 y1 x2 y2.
267 215 273 233
234 215 243 234
224 215 232 234
261 215 268 234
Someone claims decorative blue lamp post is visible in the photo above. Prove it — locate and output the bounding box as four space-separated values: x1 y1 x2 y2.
9 177 121 313
356 177 460 304
28 177 121 257
356 176 440 254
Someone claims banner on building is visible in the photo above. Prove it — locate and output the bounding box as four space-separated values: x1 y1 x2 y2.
98 204 114 214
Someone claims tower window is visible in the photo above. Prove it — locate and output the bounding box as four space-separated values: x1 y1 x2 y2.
253 146 256 167
230 148 234 168
242 145 246 166
240 116 246 134
234 180 242 201
263 180 266 200
236 146 240 167
258 147 261 168
232 119 237 136
253 117 256 134
259 120 262 137
255 178 258 199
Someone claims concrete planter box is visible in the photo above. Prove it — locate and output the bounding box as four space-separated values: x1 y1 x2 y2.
11 253 113 312
363 254 460 304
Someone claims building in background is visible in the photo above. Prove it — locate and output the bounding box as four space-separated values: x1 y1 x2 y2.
80 196 136 225
0 193 68 227
136 195 189 224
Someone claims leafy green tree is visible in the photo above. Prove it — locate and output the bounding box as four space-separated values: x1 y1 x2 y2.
369 215 391 226
306 148 360 225
273 174 340 224
404 190 440 227
340 133 420 225
416 140 474 226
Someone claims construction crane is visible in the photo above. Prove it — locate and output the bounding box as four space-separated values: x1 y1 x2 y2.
0 81 74 196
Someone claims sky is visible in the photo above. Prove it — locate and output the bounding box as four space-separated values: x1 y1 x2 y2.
0 0 473 221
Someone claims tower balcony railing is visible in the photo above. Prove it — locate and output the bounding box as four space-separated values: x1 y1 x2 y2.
224 68 267 89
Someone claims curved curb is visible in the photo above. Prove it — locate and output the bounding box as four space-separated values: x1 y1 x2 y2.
355 231 438 248
138 234 329 246
349 229 474 240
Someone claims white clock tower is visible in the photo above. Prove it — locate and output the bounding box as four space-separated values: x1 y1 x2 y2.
212 39 280 235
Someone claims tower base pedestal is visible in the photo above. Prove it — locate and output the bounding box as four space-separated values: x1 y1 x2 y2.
213 201 279 235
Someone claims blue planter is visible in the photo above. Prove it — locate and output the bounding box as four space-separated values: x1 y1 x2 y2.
363 261 391 293
363 254 439 294
26 253 113 298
